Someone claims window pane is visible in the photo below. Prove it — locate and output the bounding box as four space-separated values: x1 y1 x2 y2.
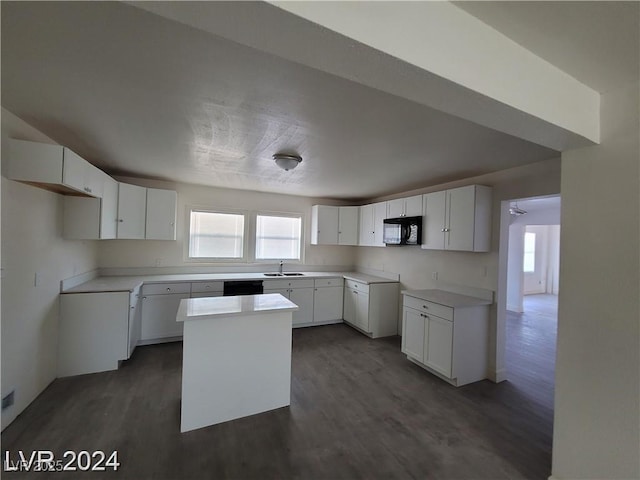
189 211 244 258
523 232 536 273
256 215 301 260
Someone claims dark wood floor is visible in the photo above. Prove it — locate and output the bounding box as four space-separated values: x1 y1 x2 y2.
2 304 557 480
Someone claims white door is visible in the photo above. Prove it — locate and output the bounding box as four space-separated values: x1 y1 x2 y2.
338 206 359 245
100 177 118 239
446 186 475 251
404 195 424 217
386 198 404 218
373 202 387 246
356 291 370 331
317 206 339 245
313 286 343 322
422 191 446 249
402 308 425 361
140 293 189 340
425 316 453 377
146 188 177 240
358 205 373 246
117 183 147 239
289 288 314 325
343 288 357 324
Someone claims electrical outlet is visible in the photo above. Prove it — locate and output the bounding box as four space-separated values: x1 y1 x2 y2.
432 272 439 281
2 389 15 410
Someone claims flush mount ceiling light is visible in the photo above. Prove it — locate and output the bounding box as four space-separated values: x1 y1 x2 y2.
509 202 528 216
273 153 302 171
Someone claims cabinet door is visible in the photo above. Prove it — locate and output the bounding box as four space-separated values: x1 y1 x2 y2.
117 183 147 239
289 287 314 325
140 293 189 340
386 199 404 218
312 205 339 245
446 186 476 251
373 202 387 247
402 308 425 361
338 206 359 245
313 286 343 322
425 315 453 377
356 291 370 331
62 148 88 194
100 176 118 239
146 188 177 240
358 205 374 246
128 289 141 358
343 287 357 324
404 195 424 217
422 191 446 250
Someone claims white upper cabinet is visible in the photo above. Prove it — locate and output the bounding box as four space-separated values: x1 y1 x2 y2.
7 139 101 197
386 195 423 218
117 183 147 239
358 202 386 247
100 176 119 239
372 202 387 247
422 185 492 252
337 206 359 245
311 205 358 246
63 169 118 240
146 188 177 240
311 205 339 245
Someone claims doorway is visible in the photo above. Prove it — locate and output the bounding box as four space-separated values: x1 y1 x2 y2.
502 195 560 408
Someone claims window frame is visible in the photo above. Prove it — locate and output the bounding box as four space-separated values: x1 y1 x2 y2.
185 206 250 263
184 206 305 265
251 211 305 264
523 231 536 273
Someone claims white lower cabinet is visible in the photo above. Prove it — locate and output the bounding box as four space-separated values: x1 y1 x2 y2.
59 287 140 377
313 278 344 324
264 278 315 326
140 283 191 342
401 291 490 386
343 279 398 338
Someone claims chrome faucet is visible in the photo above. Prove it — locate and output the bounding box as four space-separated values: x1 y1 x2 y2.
278 260 284 274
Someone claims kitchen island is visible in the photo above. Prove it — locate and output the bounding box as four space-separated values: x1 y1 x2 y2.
176 293 298 433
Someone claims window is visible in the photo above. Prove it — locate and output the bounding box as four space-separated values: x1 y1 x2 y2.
255 214 302 260
523 232 536 273
189 210 245 259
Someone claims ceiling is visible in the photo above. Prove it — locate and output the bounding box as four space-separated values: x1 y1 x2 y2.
1 2 636 200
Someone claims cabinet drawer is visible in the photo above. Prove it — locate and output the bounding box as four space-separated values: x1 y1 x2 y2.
142 282 191 296
403 295 453 321
314 277 344 288
263 278 314 289
345 279 369 293
190 281 224 294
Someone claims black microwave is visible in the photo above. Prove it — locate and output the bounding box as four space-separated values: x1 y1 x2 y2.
383 216 422 245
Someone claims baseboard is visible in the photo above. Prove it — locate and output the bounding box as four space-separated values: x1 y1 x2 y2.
488 368 507 383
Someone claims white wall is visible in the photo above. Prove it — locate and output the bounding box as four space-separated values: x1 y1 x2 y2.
506 223 525 312
1 110 99 430
552 81 639 479
98 176 355 272
355 157 562 380
546 225 560 295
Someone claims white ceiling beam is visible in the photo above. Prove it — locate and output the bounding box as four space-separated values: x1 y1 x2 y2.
130 1 600 150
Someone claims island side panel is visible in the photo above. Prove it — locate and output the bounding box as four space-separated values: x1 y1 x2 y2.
180 311 293 433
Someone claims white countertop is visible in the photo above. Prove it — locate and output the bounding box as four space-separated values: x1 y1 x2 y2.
401 289 492 307
176 293 298 321
62 271 397 294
